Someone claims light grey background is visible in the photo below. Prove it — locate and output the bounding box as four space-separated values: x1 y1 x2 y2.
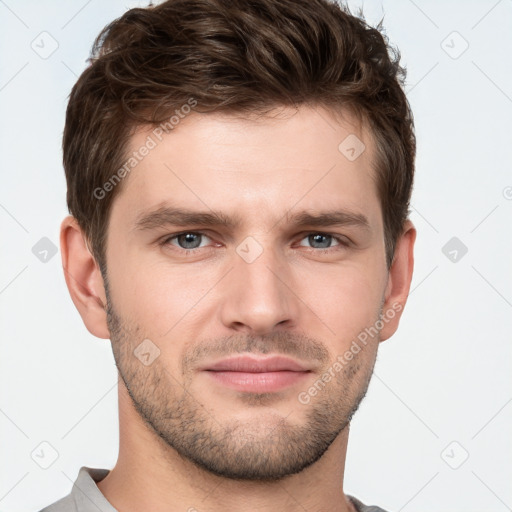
1 1 511 511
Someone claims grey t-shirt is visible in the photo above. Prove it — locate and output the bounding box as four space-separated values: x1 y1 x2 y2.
38 466 390 512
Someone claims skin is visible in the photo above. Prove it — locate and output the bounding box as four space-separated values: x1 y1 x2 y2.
61 105 416 512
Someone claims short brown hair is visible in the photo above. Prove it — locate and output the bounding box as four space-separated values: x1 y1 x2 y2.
63 0 415 271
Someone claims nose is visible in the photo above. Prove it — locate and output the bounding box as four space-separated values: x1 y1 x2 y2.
218 239 300 335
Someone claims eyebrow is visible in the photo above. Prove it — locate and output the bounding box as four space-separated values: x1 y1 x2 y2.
133 205 371 233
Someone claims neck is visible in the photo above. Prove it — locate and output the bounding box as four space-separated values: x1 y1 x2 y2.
97 379 356 512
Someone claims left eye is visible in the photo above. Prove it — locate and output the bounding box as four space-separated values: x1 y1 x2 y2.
161 232 348 252
298 233 346 250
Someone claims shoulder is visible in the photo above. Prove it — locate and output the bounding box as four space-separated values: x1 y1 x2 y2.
35 466 112 512
348 494 391 512
37 492 77 512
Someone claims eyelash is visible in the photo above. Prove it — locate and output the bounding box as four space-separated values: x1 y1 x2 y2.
159 231 350 254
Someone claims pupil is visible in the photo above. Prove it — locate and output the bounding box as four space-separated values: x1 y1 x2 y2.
312 234 330 248
180 233 200 249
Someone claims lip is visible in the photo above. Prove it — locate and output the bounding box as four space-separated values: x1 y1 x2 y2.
200 355 312 393
201 355 310 373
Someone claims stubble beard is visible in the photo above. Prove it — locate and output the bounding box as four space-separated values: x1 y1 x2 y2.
104 283 378 481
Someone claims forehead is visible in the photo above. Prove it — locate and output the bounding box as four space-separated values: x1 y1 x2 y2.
110 105 382 232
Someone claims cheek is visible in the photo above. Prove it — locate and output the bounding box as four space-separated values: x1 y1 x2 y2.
107 238 386 352
303 263 383 348
109 255 213 338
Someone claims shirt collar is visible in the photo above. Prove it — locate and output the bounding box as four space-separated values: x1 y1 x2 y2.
71 466 117 512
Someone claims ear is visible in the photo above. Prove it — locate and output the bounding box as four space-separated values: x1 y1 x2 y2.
60 215 110 339
379 219 416 342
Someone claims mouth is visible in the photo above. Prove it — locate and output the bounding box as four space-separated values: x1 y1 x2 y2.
199 355 312 393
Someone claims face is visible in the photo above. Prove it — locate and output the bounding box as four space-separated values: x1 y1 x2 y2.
102 105 392 481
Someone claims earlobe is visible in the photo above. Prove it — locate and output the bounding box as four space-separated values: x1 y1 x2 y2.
379 220 416 342
60 215 110 339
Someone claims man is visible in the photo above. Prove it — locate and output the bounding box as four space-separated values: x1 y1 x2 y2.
40 0 416 510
